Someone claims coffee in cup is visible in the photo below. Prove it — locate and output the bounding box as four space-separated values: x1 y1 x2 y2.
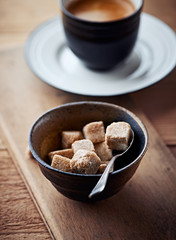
60 0 143 70
66 0 136 22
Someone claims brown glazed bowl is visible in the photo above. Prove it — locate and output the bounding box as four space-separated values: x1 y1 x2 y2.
29 101 148 202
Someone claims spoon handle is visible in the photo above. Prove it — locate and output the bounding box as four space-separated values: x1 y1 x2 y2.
88 155 118 199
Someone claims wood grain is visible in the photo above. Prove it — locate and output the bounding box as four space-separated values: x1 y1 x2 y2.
0 0 59 50
0 136 51 239
131 69 176 145
0 47 176 240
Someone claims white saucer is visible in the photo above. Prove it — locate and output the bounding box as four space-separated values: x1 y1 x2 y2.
25 13 176 96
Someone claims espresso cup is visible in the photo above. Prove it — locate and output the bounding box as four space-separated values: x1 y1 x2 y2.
60 0 143 70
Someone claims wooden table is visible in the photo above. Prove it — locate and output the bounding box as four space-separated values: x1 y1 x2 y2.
0 0 175 239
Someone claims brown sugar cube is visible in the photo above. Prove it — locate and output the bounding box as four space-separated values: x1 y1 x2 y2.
51 155 72 173
70 150 101 174
97 161 114 174
106 122 131 151
83 121 105 143
94 141 112 161
72 139 95 153
61 131 83 149
97 164 107 174
48 149 74 162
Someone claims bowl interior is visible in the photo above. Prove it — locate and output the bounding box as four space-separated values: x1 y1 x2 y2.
30 102 147 174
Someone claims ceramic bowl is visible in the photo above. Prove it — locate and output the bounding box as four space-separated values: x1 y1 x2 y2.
29 101 148 202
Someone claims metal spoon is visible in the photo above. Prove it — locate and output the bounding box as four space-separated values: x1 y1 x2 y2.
89 129 134 199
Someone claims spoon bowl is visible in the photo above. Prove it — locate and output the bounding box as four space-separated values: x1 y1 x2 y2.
89 130 134 199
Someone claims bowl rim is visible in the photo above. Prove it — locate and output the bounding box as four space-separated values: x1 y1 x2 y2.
29 101 148 177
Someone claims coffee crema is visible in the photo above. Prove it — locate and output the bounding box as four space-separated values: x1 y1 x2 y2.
66 0 136 22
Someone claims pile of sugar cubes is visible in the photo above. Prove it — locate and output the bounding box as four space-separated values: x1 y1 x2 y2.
49 121 132 174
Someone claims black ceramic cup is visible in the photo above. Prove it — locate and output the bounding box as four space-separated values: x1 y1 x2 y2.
60 0 143 70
